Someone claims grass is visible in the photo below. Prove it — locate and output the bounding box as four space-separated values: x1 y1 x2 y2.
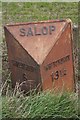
2 89 79 119
1 80 79 119
2 2 78 24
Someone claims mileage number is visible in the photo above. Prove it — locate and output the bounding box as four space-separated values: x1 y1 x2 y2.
51 68 67 82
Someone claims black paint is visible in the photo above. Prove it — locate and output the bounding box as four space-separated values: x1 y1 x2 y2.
19 25 55 37
49 26 55 34
20 28 25 36
34 26 42 36
12 60 36 72
27 27 33 36
45 55 70 71
42 26 48 35
51 68 67 81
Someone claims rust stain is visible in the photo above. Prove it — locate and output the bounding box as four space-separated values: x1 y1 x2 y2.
4 19 75 92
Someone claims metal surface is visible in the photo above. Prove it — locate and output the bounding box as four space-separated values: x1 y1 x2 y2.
4 19 75 92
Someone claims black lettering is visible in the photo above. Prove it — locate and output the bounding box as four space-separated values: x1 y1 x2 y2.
54 71 59 80
60 68 67 77
49 26 55 34
51 72 54 82
27 27 33 36
44 55 70 71
23 73 28 81
11 60 36 72
51 68 67 81
58 58 63 64
20 28 26 36
25 65 34 72
51 70 59 81
54 61 58 67
42 26 48 35
19 25 56 37
34 26 42 36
